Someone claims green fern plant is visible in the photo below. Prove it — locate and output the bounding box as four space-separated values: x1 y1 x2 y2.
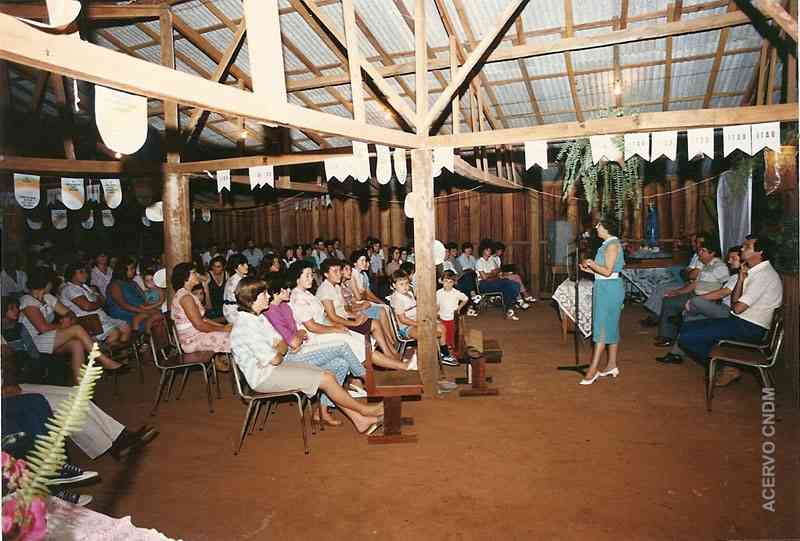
18 345 104 502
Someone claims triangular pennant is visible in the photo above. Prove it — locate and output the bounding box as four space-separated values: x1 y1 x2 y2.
589 135 615 164
249 165 274 189
432 147 454 178
81 210 94 230
61 177 85 210
51 209 68 230
324 155 354 182
723 125 752 157
750 122 780 154
353 141 370 182
687 128 714 160
376 145 392 185
624 133 650 161
100 178 122 208
651 131 678 161
101 209 114 227
217 169 231 192
393 148 407 184
95 85 148 155
13 173 40 209
524 140 548 170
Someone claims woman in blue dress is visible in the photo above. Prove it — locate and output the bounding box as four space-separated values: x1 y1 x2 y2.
579 215 625 385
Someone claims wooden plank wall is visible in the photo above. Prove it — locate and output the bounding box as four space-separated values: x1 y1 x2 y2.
779 273 799 406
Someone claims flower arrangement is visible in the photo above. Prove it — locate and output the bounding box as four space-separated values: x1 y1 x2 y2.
2 345 104 541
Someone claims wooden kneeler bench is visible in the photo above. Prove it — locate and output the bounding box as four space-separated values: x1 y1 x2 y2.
363 336 423 444
453 314 502 397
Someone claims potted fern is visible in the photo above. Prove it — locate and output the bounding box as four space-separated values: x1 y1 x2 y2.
2 346 104 541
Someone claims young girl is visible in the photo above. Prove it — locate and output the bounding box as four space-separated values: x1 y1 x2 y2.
388 270 457 365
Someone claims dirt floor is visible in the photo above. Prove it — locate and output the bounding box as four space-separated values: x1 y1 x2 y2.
79 301 799 541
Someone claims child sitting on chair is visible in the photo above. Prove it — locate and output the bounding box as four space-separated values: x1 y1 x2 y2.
388 270 457 366
436 271 468 354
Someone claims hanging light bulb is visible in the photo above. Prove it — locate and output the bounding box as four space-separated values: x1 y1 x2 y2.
613 80 623 96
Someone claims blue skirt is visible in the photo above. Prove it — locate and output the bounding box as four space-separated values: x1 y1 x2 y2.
592 279 624 344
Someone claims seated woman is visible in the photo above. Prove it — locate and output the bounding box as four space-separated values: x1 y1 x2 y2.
60 262 131 347
170 262 232 372
223 254 249 324
474 240 523 321
18 268 126 384
105 256 161 332
231 277 383 434
290 261 413 371
348 250 394 337
205 255 227 320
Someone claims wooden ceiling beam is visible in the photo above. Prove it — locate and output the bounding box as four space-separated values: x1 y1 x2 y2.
703 2 737 108
562 0 584 122
515 18 544 125
453 157 520 190
0 155 160 175
0 4 162 20
753 0 797 40
662 1 683 111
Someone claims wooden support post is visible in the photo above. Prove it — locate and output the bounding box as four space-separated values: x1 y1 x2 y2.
449 35 460 135
415 0 428 133
528 189 542 297
410 149 439 396
160 9 190 287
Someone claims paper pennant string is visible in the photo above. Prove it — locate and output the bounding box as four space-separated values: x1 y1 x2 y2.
100 178 122 208
101 209 115 227
217 169 231 192
324 155 354 182
51 209 68 230
61 177 85 210
353 141 370 182
524 141 548 170
376 145 392 185
95 85 148 155
651 130 678 161
81 210 94 230
723 125 752 157
393 148 407 184
432 147 454 178
624 133 650 161
249 165 274 189
13 173 40 209
687 128 714 160
750 122 780 154
589 135 616 164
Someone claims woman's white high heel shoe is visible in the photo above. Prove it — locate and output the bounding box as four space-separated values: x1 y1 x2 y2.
598 367 620 378
579 372 600 385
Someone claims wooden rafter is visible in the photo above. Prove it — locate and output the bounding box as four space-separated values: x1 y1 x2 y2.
342 0 365 123
753 0 798 40
421 0 529 133
563 0 584 122
662 0 683 111
415 0 428 133
515 17 544 125
0 3 162 20
161 9 179 163
612 0 629 109
703 2 737 108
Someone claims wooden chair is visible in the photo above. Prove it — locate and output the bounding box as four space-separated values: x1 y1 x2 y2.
76 313 142 394
230 358 317 455
384 300 416 358
166 315 224 400
149 315 216 416
452 312 501 397
706 308 785 412
363 334 423 444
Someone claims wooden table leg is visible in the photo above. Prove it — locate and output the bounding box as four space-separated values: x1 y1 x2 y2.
459 357 500 397
368 396 418 444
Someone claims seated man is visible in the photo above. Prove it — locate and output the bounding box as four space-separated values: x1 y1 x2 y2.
677 235 782 386
656 246 741 365
474 240 524 320
654 240 730 347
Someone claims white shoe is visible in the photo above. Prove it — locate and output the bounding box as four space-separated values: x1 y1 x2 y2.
466 308 478 317
524 296 537 303
471 295 483 304
598 367 619 378
579 372 600 385
505 309 519 321
406 353 418 371
517 300 530 310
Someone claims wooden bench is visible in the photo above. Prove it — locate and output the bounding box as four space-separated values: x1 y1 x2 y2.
452 313 502 397
363 335 423 444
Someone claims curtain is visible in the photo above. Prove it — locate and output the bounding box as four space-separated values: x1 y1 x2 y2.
716 170 751 254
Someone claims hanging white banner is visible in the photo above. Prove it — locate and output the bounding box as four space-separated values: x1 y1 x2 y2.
61 177 85 210
202 208 212 223
249 165 274 189
651 131 678 161
624 133 650 161
589 135 615 164
95 85 148 155
145 201 163 222
51 209 68 230
81 210 94 230
100 178 122 209
353 141 370 183
393 148 407 184
432 147 454 178
524 140 548 170
376 145 392 185
13 173 40 209
324 156 354 182
86 184 101 203
26 218 43 230
750 122 780 154
687 128 714 160
217 169 231 192
723 125 752 157
101 209 115 227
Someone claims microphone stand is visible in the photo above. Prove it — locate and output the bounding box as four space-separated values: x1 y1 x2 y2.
557 230 590 374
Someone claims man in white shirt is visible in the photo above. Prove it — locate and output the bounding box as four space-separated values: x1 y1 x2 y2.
642 234 706 325
655 241 730 346
242 239 263 269
678 235 782 385
456 243 477 271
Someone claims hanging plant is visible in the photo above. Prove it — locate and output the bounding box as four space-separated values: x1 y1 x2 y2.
556 108 644 221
